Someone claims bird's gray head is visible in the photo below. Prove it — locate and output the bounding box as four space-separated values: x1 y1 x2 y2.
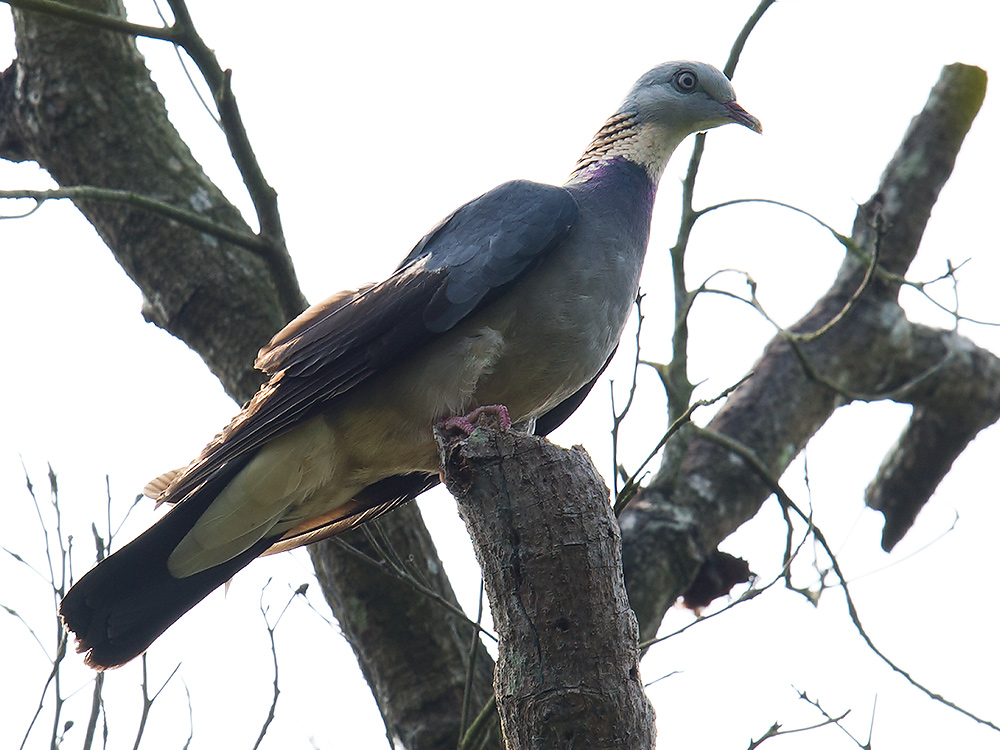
571 61 759 184
623 61 762 136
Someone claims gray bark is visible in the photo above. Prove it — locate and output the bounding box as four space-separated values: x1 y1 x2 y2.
438 425 655 749
2 1 993 746
1 3 496 747
620 63 995 638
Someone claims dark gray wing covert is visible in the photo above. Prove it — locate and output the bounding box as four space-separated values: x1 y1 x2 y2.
161 179 579 504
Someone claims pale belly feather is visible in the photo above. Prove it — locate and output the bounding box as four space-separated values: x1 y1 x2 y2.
169 228 640 578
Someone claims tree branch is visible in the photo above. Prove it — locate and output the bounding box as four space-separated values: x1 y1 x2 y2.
864 326 1000 550
0 0 179 42
620 63 992 638
438 425 655 749
3 4 496 745
0 187 272 254
308 506 498 750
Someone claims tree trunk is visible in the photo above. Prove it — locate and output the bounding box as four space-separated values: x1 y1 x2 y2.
1 4 497 746
621 63 996 639
438 425 655 749
3 1 994 745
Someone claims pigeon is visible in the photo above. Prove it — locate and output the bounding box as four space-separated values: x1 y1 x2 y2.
61 60 760 669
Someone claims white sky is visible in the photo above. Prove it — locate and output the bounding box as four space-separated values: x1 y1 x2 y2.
2 1 999 748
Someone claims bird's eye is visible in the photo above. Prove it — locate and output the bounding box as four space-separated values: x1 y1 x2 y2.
674 70 698 92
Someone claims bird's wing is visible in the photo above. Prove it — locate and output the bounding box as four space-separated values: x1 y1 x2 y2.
258 346 618 556
152 180 578 507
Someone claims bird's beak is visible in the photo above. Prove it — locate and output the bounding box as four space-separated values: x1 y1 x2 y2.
725 101 762 134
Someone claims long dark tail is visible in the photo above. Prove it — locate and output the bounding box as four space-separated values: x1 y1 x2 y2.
60 460 272 670
60 361 610 670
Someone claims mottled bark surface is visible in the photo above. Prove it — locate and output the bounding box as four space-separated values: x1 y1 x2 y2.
438 426 655 750
5 0 297 399
1 4 496 747
309 503 497 749
2 2 994 747
620 64 995 638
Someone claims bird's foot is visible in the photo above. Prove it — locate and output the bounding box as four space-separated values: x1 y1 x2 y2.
439 404 512 436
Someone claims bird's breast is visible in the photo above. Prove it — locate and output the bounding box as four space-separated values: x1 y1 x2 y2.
468 214 645 422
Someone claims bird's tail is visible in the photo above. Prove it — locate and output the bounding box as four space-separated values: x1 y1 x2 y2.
60 463 273 670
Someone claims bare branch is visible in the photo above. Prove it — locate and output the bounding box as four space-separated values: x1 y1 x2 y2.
795 689 870 749
610 293 647 498
621 62 992 644
251 581 283 750
0 187 274 254
82 672 103 750
745 706 850 750
614 374 753 515
699 427 1000 732
0 0 179 42
131 657 181 750
723 0 777 78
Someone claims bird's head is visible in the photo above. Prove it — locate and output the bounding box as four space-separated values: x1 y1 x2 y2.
572 61 760 184
624 61 762 136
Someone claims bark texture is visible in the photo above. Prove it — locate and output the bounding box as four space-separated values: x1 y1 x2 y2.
438 426 655 750
3 2 994 747
309 505 497 749
5 0 299 398
2 4 496 747
621 63 996 638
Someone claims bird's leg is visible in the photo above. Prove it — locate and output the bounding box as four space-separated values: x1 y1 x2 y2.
436 405 512 484
439 404 512 435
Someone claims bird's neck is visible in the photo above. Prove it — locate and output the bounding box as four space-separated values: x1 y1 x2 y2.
562 113 660 243
567 112 685 186
561 151 657 262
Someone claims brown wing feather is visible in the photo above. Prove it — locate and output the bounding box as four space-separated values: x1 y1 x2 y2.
260 498 408 555
255 285 373 374
152 180 577 511
154 260 447 507
143 468 181 502
260 473 439 555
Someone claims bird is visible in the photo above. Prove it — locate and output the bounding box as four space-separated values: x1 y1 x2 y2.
60 61 761 669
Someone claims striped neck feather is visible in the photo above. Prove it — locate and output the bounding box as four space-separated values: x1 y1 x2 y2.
569 112 683 185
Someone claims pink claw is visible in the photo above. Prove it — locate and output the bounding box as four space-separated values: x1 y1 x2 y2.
440 404 512 435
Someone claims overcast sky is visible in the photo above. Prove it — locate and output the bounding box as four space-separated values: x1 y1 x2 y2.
2 2 999 748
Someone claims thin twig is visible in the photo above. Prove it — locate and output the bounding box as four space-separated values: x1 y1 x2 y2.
613 374 753 514
457 694 498 750
333 533 498 642
697 427 1000 733
16 463 71 750
847 512 958 584
0 0 180 42
151 0 220 126
660 0 775 435
698 197 857 251
82 673 103 750
164 0 287 247
723 0 777 78
0 188 272 254
251 581 304 750
252 581 281 750
699 199 999 328
131 656 182 750
795 688 870 749
640 505 813 650
746 707 849 750
638 585 764 650
181 680 195 750
610 293 646 498
459 579 489 741
0 603 50 657
788 208 883 345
